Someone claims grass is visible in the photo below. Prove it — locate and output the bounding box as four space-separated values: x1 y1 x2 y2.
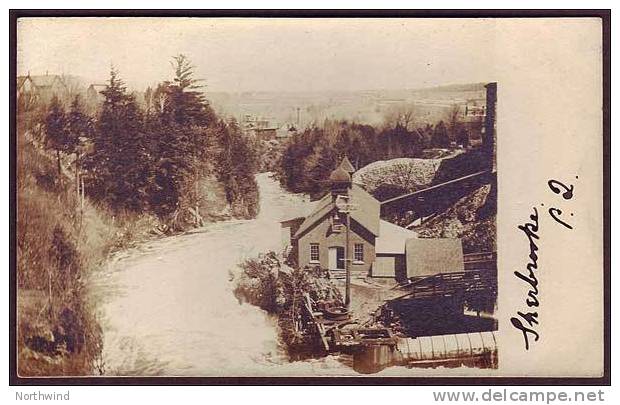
16 136 157 376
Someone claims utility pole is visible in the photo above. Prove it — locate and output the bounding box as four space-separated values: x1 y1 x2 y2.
335 195 357 309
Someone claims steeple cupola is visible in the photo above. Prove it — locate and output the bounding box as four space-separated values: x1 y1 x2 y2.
339 155 356 175
329 161 352 198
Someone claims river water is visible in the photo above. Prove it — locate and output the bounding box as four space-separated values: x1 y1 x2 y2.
91 173 364 376
90 173 486 377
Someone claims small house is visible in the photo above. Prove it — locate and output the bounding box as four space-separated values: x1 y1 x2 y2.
17 73 71 107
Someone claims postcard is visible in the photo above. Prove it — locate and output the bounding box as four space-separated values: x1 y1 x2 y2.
11 14 609 382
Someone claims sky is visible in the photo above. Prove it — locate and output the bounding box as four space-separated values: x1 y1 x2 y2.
17 18 497 93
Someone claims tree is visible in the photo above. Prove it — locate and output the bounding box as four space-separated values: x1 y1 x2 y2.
145 123 194 217
215 119 259 218
156 54 216 127
144 55 220 221
382 122 427 159
456 127 470 147
66 96 94 214
83 67 148 211
67 96 94 147
143 86 154 116
44 96 70 184
431 120 450 148
446 104 462 139
279 128 318 192
384 104 417 131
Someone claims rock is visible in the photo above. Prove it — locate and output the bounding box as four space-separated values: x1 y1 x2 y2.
353 158 443 195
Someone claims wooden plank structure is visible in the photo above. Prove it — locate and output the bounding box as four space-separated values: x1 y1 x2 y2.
463 251 497 271
390 268 497 302
297 252 497 373
299 293 397 354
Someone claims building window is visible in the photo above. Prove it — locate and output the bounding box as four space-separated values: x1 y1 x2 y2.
310 243 320 262
354 243 364 263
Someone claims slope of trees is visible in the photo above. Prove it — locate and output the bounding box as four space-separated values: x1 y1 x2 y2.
275 115 469 196
17 55 261 375
40 56 259 228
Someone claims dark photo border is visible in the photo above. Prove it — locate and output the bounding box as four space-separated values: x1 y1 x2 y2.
9 9 611 386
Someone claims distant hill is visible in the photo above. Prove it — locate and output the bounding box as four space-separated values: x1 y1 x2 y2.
206 82 488 129
19 72 488 129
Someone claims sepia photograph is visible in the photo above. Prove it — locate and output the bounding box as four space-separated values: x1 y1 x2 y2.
11 12 608 383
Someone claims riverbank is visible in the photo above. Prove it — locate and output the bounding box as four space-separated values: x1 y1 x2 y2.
17 140 153 376
90 173 321 375
16 138 229 376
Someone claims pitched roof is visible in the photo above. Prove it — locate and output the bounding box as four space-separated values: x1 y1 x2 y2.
17 76 29 90
405 238 464 278
375 220 417 254
291 184 380 239
292 193 333 238
29 75 62 88
349 184 380 236
88 84 107 90
339 155 356 174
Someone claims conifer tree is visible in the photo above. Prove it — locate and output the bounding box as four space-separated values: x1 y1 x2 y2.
67 96 94 148
214 119 258 218
156 54 216 127
44 96 69 184
66 96 94 211
84 68 147 211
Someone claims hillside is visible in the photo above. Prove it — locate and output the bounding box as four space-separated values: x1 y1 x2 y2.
16 60 261 375
414 183 497 254
352 149 496 254
18 138 111 375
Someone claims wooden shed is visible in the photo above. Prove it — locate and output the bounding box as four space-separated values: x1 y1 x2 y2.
405 238 464 278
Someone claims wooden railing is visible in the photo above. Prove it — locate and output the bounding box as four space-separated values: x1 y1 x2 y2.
463 251 497 271
391 268 497 301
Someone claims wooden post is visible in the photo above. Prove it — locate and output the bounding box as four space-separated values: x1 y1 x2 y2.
345 212 351 308
81 175 85 210
75 151 80 210
47 265 53 319
56 149 63 187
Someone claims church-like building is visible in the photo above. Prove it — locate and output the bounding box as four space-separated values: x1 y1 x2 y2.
281 157 464 281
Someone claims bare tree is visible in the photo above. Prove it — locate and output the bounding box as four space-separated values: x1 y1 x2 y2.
383 103 418 131
446 103 462 138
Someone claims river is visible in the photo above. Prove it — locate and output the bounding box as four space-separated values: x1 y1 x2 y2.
91 173 363 376
90 173 485 377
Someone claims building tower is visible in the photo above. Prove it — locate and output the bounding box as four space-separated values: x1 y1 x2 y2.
329 165 352 201
339 155 356 176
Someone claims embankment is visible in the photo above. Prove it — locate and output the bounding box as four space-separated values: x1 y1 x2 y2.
17 139 158 375
232 252 342 356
